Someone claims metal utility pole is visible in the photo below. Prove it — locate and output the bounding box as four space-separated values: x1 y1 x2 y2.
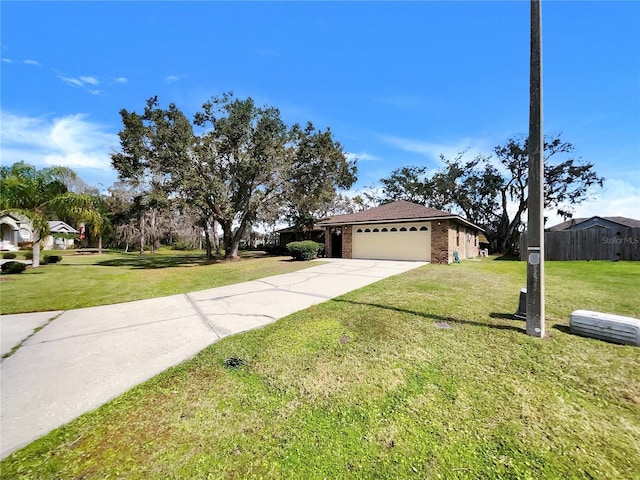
527 0 545 337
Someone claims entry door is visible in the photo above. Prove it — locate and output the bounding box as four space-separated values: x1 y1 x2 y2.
331 229 342 258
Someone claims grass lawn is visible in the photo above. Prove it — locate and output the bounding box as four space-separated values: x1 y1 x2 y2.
1 258 639 479
0 249 318 314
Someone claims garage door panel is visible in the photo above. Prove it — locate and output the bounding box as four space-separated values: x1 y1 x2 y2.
353 223 431 261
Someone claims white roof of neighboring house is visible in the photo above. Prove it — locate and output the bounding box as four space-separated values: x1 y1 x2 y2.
47 221 79 234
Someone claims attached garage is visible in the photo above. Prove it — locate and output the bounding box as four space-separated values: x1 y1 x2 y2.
353 222 431 261
318 200 483 264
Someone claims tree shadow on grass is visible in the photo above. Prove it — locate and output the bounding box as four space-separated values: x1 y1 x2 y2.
96 254 219 269
332 299 526 333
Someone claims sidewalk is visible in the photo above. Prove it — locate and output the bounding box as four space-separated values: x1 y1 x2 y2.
0 258 426 459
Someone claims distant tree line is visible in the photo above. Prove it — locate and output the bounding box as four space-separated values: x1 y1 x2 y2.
2 96 603 262
368 134 604 254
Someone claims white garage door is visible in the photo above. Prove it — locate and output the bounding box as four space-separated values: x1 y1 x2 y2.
353 222 431 261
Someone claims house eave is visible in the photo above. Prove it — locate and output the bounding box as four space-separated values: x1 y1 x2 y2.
317 215 484 232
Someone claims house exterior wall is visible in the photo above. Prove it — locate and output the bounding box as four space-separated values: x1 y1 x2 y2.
324 227 333 258
43 235 76 250
431 220 453 264
456 227 479 259
342 225 353 259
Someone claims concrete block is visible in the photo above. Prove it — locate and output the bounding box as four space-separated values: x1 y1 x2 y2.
570 310 640 346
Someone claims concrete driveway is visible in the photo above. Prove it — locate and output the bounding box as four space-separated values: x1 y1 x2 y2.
0 258 426 459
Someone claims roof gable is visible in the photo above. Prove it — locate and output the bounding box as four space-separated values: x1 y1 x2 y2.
548 216 640 231
47 221 79 234
317 200 482 230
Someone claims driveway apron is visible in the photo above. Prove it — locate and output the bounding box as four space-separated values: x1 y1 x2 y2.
0 258 425 458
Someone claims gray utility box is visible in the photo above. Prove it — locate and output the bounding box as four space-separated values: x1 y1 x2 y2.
570 310 640 346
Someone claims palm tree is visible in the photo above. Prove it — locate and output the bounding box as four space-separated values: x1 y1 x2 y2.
0 161 104 267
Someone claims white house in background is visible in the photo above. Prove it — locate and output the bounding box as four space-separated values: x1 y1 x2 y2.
0 214 79 251
43 221 79 249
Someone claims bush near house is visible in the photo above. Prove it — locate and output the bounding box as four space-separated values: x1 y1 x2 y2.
2 252 17 259
263 244 288 256
286 241 324 261
1 261 27 274
43 255 62 264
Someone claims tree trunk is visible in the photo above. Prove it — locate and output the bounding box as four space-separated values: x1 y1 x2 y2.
98 235 103 254
31 232 41 268
149 210 156 254
203 223 213 259
212 220 221 255
225 219 249 260
139 218 145 254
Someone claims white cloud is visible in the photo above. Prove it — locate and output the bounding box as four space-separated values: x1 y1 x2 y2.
58 74 105 91
59 75 84 87
166 75 182 83
114 77 128 84
545 179 640 226
2 58 12 64
346 151 379 163
23 59 40 66
380 134 491 164
79 76 99 85
1 111 118 172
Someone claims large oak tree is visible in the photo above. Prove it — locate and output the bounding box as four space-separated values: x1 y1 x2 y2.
112 94 357 259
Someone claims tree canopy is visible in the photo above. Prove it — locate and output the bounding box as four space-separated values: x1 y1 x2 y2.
111 93 357 259
0 161 104 266
374 135 604 254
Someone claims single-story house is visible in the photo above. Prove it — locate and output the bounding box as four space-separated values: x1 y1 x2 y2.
0 214 79 250
316 200 483 264
43 221 79 249
548 216 640 231
0 213 27 251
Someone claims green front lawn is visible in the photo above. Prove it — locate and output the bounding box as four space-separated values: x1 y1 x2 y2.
2 258 638 478
0 249 316 314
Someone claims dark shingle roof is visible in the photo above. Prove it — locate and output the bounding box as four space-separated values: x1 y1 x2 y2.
317 200 481 230
548 216 640 231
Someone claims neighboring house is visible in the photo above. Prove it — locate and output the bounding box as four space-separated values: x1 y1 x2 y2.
0 214 78 250
43 221 79 250
277 224 325 247
521 215 640 261
0 214 27 251
316 200 483 264
548 216 640 231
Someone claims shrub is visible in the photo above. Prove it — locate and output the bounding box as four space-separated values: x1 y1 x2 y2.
2 252 17 259
263 244 288 256
24 251 34 260
43 255 62 264
1 261 26 274
286 241 323 261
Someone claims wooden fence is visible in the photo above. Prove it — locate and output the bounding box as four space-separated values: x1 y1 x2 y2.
520 228 640 261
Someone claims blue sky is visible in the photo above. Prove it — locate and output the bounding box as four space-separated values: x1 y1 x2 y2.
2 1 639 223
